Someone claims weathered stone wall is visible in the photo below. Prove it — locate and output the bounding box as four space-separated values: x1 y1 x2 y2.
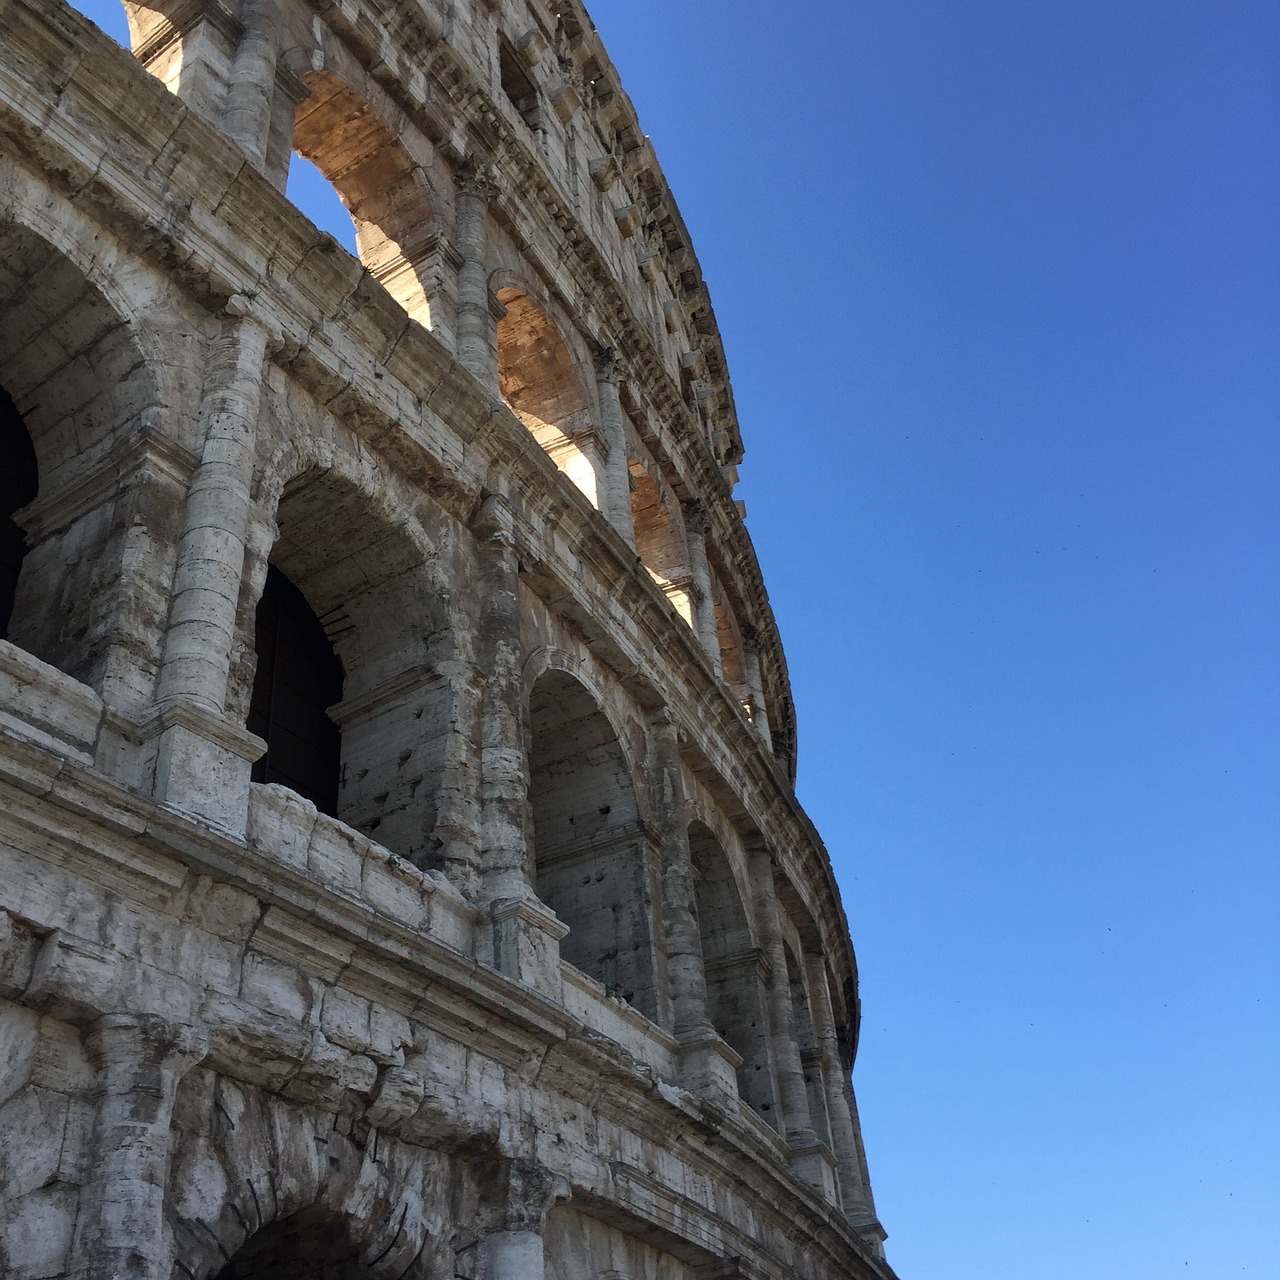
0 1 893 1276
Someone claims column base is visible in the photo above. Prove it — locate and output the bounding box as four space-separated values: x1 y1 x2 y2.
676 1028 742 1107
144 700 265 836
488 895 569 999
787 1134 840 1205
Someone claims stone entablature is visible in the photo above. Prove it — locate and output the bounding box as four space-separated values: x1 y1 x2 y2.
0 2 893 1277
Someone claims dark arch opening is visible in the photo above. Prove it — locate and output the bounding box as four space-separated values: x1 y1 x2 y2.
247 565 345 816
0 385 38 641
528 669 658 1016
688 822 775 1119
210 1208 372 1280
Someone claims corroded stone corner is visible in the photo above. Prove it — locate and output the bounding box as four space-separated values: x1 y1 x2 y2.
0 1 894 1278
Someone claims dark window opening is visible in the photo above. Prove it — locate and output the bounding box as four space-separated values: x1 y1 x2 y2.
248 565 344 816
499 39 541 129
211 1209 368 1280
0 384 38 641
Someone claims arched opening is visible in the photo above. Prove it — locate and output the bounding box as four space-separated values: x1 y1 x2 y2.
528 669 658 1016
247 565 344 816
496 289 601 506
688 822 775 1118
209 1208 372 1280
0 219 160 697
245 468 453 866
0 387 38 641
66 2 132 47
286 154 360 255
292 72 436 326
712 577 746 692
628 460 693 626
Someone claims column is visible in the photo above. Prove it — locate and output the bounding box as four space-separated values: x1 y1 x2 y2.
150 306 271 833
475 1158 569 1280
426 656 484 899
71 1014 208 1280
842 1077 888 1255
474 493 567 995
649 708 708 1038
221 0 282 171
749 847 814 1145
681 500 721 673
648 710 741 1102
592 345 636 548
805 953 881 1232
453 162 500 388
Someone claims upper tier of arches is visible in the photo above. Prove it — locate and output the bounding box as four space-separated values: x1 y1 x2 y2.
68 0 796 781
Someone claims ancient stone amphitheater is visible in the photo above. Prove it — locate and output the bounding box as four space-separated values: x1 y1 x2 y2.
0 2 896 1277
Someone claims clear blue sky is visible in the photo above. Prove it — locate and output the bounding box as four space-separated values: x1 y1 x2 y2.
68 3 1279 1277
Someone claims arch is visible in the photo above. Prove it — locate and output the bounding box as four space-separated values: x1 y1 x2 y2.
687 821 775 1118
209 1208 373 1279
712 574 746 692
0 212 164 697
495 286 602 507
167 1107 448 1280
628 459 693 626
292 70 437 328
527 667 659 1017
244 458 458 867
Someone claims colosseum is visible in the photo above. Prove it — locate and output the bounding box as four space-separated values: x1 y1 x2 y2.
0 2 896 1277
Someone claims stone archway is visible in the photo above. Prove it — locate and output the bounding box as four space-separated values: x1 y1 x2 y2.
527 667 659 1016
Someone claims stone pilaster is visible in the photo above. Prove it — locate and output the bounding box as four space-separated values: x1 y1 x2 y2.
843 1076 889 1255
593 345 636 548
749 849 819 1157
156 309 267 715
648 708 738 1102
681 500 721 673
70 1014 208 1280
474 494 566 995
476 1157 570 1280
805 955 885 1240
454 162 500 388
221 0 282 171
150 307 270 833
418 231 465 357
648 708 709 1039
426 657 485 899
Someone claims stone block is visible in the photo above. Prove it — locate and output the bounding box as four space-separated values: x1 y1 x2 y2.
24 930 120 1023
489 896 567 999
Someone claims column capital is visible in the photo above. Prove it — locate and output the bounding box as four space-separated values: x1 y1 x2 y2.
682 498 711 536
593 341 621 383
479 1156 571 1233
453 155 501 202
86 1013 209 1074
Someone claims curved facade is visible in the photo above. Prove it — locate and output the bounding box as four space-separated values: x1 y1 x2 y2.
0 3 896 1277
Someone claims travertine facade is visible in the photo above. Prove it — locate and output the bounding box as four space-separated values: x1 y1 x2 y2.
0 2 896 1277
